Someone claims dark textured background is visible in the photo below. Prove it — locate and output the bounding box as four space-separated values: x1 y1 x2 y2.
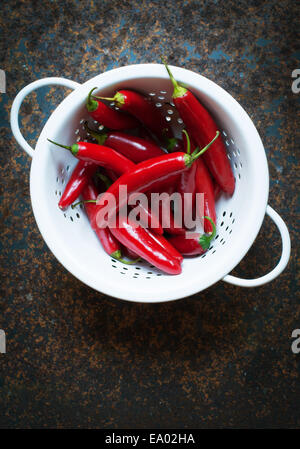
0 0 299 429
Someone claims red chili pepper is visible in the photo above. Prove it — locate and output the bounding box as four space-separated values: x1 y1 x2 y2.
85 122 165 163
76 182 139 264
176 130 197 225
110 215 182 275
95 133 219 229
145 229 183 263
93 89 173 143
121 211 183 260
147 186 185 235
163 61 235 195
80 182 121 260
86 88 139 130
47 139 135 174
168 217 216 256
195 160 216 234
58 161 97 210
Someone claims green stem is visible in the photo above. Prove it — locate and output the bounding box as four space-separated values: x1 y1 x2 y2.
182 129 191 154
165 137 178 152
47 139 79 155
97 173 112 189
111 250 141 265
92 91 125 107
84 121 107 145
199 217 217 250
162 57 187 99
190 131 220 162
86 87 100 112
71 199 96 209
93 95 116 101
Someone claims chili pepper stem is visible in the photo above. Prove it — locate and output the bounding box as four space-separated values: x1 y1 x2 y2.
97 173 112 189
182 129 191 154
47 139 79 155
184 131 220 167
162 57 187 99
71 199 96 209
86 87 100 112
111 250 141 265
84 121 107 145
199 217 216 250
92 92 125 107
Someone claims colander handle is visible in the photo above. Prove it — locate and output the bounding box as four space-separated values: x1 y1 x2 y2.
223 205 291 287
10 77 80 158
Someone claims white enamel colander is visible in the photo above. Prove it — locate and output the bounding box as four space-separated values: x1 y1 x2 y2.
10 64 291 303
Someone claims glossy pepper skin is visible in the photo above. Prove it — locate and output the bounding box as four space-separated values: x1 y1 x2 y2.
81 182 121 259
147 186 185 235
95 133 220 230
164 62 235 195
48 140 135 174
94 89 173 143
168 233 206 256
176 131 197 225
145 229 183 263
168 217 216 256
195 159 216 234
86 88 139 130
58 161 97 210
85 123 165 163
110 215 182 275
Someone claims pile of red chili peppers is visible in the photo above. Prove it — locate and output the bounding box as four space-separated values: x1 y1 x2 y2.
48 61 235 275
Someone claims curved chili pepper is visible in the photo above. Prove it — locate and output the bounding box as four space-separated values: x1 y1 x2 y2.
93 89 173 143
168 217 216 256
176 130 197 225
75 182 139 264
195 159 216 234
58 161 98 210
110 215 182 275
84 122 165 163
47 139 135 174
163 61 235 195
79 182 125 262
121 217 183 261
86 88 139 130
95 133 219 229
145 229 183 263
